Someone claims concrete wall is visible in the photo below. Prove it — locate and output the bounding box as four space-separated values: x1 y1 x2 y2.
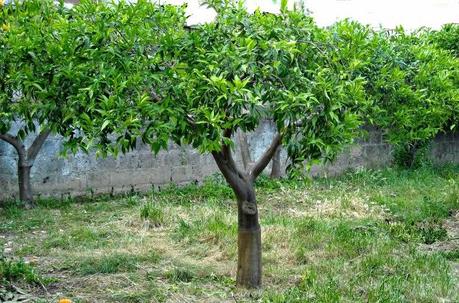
0 122 275 200
1 123 459 201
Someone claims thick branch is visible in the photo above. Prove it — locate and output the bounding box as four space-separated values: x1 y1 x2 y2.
222 129 246 177
212 128 253 199
0 133 26 158
27 129 51 162
250 133 282 181
270 146 282 178
237 129 252 170
212 151 248 199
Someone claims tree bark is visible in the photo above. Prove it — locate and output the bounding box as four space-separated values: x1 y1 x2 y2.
0 129 50 207
235 184 261 288
212 151 262 288
270 147 282 179
212 131 282 288
18 162 33 208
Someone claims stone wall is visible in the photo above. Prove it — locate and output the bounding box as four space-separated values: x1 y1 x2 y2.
1 123 459 201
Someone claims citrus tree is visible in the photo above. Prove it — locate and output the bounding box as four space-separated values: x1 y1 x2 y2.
1 0 184 205
365 29 459 167
72 0 369 288
174 3 370 287
0 0 75 206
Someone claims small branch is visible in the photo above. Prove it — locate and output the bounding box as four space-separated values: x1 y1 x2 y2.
38 280 49 295
250 133 282 181
27 129 51 162
10 284 28 295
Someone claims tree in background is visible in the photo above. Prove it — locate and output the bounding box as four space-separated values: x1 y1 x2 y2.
321 21 459 168
0 0 74 206
365 28 459 167
0 0 187 207
269 145 282 178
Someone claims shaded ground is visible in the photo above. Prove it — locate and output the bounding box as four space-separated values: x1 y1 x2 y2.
1 166 459 302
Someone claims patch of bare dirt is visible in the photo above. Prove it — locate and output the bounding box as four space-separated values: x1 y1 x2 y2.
420 211 459 277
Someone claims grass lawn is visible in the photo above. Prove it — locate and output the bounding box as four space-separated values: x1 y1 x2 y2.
1 166 458 302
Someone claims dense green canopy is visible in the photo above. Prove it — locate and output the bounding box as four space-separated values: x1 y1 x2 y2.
61 0 188 156
365 28 459 166
431 23 459 57
0 0 71 137
1 0 459 287
170 4 368 169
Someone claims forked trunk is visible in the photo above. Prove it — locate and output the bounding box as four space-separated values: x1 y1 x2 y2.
212 131 281 289
0 130 50 207
235 183 262 288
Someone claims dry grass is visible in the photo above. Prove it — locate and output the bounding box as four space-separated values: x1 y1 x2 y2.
0 167 458 302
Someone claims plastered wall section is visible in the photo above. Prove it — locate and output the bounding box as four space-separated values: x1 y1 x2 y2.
1 122 458 200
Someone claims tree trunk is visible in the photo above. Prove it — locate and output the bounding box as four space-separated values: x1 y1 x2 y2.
212 131 281 289
238 130 252 170
1 130 50 207
235 183 262 288
18 161 33 208
237 226 262 287
270 147 282 179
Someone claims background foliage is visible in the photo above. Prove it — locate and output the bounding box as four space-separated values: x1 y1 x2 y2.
0 0 458 183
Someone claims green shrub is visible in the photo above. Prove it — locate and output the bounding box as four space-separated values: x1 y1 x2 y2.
430 23 459 57
0 257 42 286
140 203 164 227
417 221 448 244
165 266 195 283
